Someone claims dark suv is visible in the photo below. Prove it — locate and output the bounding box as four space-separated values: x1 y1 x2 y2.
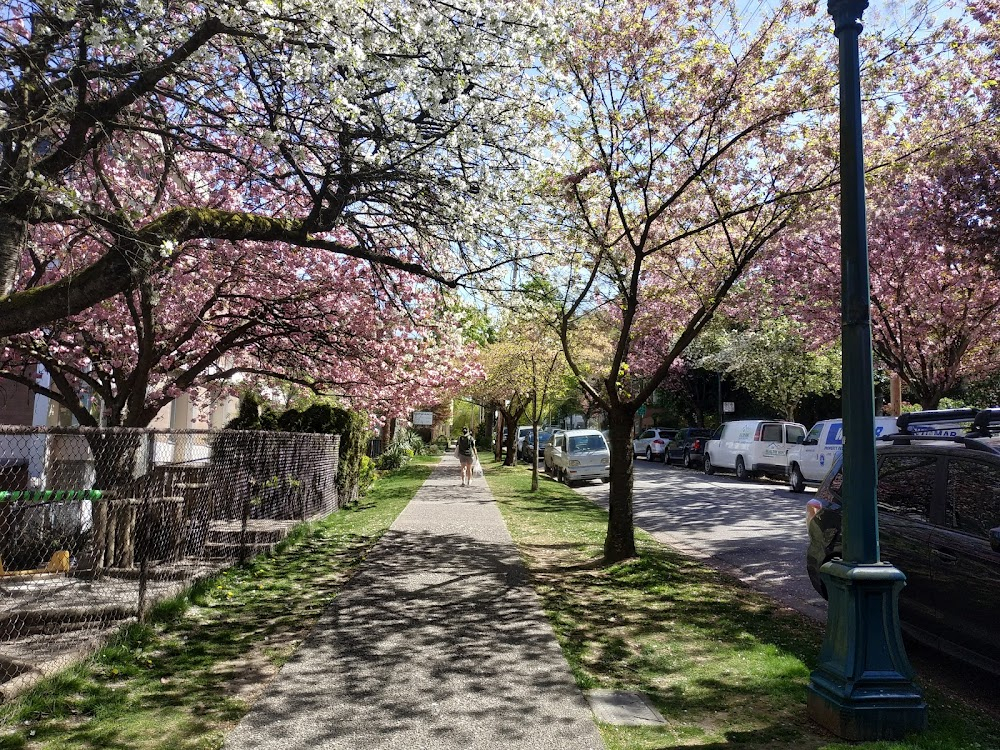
806 408 1000 674
665 427 713 468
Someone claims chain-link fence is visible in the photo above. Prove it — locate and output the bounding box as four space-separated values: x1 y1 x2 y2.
0 426 340 700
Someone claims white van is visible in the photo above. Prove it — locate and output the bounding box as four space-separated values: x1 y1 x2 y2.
786 416 897 492
703 420 807 480
787 410 978 492
548 429 611 485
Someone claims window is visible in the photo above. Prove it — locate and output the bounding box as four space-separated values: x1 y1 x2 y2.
876 454 937 520
761 424 782 442
639 430 654 440
786 425 806 445
805 424 823 445
945 458 1000 539
711 425 725 440
828 469 843 498
569 435 606 452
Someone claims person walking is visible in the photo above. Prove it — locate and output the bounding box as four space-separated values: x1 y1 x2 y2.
456 427 478 486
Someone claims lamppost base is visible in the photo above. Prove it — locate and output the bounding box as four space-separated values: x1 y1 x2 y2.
807 560 927 741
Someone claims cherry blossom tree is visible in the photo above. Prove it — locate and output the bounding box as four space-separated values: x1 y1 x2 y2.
933 143 1000 269
0 0 551 337
538 0 983 561
1 229 480 485
1 234 478 422
754 163 1000 409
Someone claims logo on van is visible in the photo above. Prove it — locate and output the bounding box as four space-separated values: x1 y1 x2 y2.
826 421 890 447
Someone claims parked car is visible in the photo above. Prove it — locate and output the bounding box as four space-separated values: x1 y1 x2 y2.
514 425 532 455
665 427 713 468
521 429 553 462
787 416 899 492
548 429 611 485
632 427 678 462
703 419 806 480
543 429 566 474
805 407 1000 675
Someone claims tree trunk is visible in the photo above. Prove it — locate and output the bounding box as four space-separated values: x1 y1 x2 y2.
605 406 637 562
0 216 28 298
910 382 943 411
504 413 518 466
86 432 143 491
494 408 503 462
530 421 540 491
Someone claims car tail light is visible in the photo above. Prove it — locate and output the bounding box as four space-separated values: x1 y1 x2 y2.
653 439 664 446
692 439 701 451
806 499 823 525
754 425 763 441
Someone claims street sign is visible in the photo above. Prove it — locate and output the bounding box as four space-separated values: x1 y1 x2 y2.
723 401 735 413
412 411 433 426
638 405 646 417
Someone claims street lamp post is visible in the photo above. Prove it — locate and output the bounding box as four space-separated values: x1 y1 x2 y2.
806 0 927 739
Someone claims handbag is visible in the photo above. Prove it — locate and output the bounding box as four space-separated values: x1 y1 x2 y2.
472 458 483 478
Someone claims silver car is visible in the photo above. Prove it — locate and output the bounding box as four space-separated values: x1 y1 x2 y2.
632 427 678 462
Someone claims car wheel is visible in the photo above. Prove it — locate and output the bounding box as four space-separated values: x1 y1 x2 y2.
703 454 715 475
682 451 691 468
789 464 805 493
663 451 671 466
735 456 749 481
645 447 652 461
600 477 610 484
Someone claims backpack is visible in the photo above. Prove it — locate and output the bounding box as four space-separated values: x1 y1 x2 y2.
458 434 474 456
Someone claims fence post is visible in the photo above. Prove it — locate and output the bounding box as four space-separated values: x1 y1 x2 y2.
137 430 155 622
239 482 252 565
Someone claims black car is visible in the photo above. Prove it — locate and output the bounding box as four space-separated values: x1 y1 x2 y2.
664 427 713 468
806 408 1000 674
520 429 552 462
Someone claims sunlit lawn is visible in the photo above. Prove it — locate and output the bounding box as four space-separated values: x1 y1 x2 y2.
486 459 1000 750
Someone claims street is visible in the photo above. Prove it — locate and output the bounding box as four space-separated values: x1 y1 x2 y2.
571 458 827 621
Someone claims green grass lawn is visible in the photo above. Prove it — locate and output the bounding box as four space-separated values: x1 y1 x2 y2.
485 460 1000 750
0 455 437 750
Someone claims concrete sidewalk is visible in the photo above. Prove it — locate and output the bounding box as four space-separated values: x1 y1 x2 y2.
223 455 605 750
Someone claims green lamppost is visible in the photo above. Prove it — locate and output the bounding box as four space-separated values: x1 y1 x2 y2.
806 0 928 740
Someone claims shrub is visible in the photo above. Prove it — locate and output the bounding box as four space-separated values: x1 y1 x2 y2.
225 393 280 430
222 395 370 506
357 456 377 496
396 428 429 456
475 420 491 451
375 443 410 471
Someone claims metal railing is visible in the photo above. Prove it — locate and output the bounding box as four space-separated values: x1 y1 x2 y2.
0 426 339 700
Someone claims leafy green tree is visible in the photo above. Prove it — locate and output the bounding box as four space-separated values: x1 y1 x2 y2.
696 319 842 422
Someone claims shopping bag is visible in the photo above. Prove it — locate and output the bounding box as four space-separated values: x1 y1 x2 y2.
472 458 483 479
